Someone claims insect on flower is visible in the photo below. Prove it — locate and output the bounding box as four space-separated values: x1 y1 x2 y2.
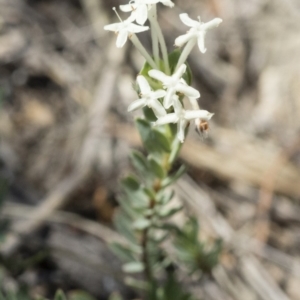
195 118 210 139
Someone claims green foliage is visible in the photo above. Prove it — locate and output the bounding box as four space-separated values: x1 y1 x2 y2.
168 50 192 86
174 218 222 275
148 157 165 179
161 165 186 188
147 273 195 300
67 291 96 300
135 119 171 155
113 44 221 299
54 290 67 300
110 242 138 263
122 261 145 273
0 290 31 300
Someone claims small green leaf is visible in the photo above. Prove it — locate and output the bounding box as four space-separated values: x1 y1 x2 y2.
132 218 151 230
135 118 151 139
143 106 157 122
110 242 137 262
135 118 155 153
122 261 145 273
121 186 150 210
148 157 165 179
114 211 137 243
157 223 181 234
125 276 149 291
157 190 174 205
143 209 154 217
118 195 140 219
140 61 164 91
68 291 96 300
161 165 187 188
158 206 183 219
152 129 171 153
54 290 67 300
143 187 156 199
135 118 172 154
159 273 195 300
121 175 140 191
130 150 150 177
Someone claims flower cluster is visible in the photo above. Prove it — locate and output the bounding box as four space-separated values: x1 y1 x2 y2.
175 13 222 53
104 0 222 142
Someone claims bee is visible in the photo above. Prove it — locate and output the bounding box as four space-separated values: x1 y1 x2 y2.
195 118 210 139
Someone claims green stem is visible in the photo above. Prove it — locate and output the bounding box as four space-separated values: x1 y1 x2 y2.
168 138 182 165
175 38 197 71
141 226 152 282
150 18 170 74
131 34 158 70
141 154 171 285
149 5 160 66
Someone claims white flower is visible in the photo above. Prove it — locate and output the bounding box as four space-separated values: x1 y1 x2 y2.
157 0 175 7
128 75 166 117
120 0 158 25
104 13 149 48
189 97 200 110
154 96 213 142
175 13 222 53
148 64 200 109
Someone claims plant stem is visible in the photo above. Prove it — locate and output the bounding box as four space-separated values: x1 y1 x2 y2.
131 34 158 70
175 38 196 70
149 5 160 66
141 196 156 286
150 18 170 74
141 221 152 281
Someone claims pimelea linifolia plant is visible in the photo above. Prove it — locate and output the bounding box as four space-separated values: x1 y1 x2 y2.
105 2 222 299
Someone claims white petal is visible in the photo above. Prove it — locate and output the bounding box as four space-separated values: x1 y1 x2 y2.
144 0 160 4
160 0 174 7
104 22 122 32
137 75 151 95
202 18 223 31
197 32 206 53
189 97 200 110
175 32 196 47
163 88 175 109
155 113 178 125
136 4 148 25
173 96 183 114
127 23 149 33
128 98 147 112
176 83 200 98
119 4 134 12
177 119 187 143
149 99 166 117
173 64 186 81
116 29 128 48
125 13 137 24
148 69 170 84
179 13 199 28
184 110 214 120
152 89 166 99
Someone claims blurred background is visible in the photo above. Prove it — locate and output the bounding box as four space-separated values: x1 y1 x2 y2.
1 0 300 299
